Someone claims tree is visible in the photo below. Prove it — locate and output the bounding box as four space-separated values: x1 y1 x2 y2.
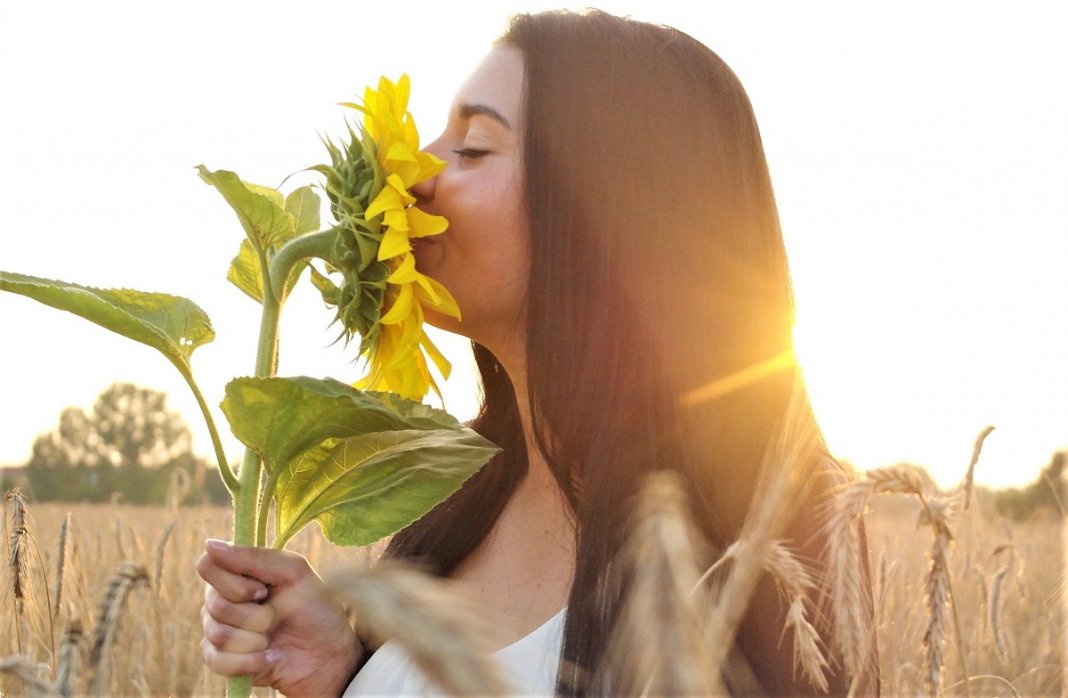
24 383 219 504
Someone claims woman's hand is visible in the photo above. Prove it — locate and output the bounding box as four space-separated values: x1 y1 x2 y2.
198 539 362 697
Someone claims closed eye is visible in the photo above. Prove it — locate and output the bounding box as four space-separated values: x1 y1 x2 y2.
452 148 489 161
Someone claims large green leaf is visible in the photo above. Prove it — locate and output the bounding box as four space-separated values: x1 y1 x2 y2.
222 376 467 475
197 165 295 253
0 271 213 377
274 428 498 546
221 376 498 547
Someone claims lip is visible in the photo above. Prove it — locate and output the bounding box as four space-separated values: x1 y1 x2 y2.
410 237 439 264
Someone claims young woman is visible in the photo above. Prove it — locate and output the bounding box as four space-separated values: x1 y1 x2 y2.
198 10 877 696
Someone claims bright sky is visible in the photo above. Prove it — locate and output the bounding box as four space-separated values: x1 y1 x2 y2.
1 2 1064 490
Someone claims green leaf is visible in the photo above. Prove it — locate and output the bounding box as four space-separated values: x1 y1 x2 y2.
227 239 265 303
220 376 498 546
274 428 498 546
222 376 467 473
286 186 321 236
197 165 294 252
0 271 213 377
226 239 308 305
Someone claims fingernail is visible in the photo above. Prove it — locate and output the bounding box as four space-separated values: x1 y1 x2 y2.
253 587 268 601
206 539 233 552
265 648 282 664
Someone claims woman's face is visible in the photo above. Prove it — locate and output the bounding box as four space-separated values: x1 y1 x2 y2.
411 46 528 351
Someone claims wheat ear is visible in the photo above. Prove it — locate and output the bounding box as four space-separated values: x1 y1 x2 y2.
765 540 830 691
0 656 51 697
827 465 929 680
990 564 1009 661
962 425 995 510
89 562 149 696
921 497 954 695
153 521 174 599
598 470 719 696
324 563 511 696
703 379 826 690
6 488 29 655
55 618 86 698
54 512 72 618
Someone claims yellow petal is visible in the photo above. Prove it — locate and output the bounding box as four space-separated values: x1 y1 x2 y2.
379 282 414 325
414 273 461 319
383 208 409 233
387 253 418 284
365 186 402 221
387 313 423 369
421 331 453 379
406 207 448 238
378 226 411 261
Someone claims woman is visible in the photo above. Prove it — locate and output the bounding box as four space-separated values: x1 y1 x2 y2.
198 9 876 696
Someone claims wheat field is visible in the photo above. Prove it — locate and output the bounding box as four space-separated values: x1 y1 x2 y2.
0 485 1063 696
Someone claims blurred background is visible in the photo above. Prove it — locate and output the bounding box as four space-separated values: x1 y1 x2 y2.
1 0 1065 496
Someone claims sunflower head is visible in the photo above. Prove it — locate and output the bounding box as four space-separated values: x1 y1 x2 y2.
309 76 460 401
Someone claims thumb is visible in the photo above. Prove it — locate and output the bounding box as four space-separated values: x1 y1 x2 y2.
205 539 312 587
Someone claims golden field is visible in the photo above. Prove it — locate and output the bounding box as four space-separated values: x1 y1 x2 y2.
0 493 1063 696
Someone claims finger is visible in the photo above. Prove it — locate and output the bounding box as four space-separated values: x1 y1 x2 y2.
204 539 313 586
202 613 269 654
198 552 269 604
200 638 278 678
202 591 274 634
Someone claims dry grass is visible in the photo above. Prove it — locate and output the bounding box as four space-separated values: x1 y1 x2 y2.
0 500 360 697
0 467 1062 696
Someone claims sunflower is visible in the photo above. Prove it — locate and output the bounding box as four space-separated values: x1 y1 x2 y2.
312 76 459 400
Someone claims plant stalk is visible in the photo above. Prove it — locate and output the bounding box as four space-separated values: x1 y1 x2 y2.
227 256 283 698
227 233 329 698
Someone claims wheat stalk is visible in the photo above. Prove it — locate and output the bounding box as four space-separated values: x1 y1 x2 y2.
89 562 149 696
597 470 719 696
324 563 511 696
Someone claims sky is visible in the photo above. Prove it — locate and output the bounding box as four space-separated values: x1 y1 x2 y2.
1 1 1065 490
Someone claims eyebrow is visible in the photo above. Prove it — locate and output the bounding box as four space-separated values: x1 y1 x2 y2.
458 103 512 130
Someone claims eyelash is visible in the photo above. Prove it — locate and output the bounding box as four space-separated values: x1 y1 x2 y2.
452 148 489 161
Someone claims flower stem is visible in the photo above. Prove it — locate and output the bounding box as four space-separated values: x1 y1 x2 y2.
175 364 238 492
269 229 339 300
227 258 283 698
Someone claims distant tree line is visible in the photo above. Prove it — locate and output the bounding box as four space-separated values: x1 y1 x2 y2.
981 450 1066 521
4 383 229 505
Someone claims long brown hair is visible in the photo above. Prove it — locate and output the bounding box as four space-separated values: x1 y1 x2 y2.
388 9 868 695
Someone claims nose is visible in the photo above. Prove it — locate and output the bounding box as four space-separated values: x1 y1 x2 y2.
411 135 446 203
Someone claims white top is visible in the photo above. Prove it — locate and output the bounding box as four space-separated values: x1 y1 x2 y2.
344 607 566 697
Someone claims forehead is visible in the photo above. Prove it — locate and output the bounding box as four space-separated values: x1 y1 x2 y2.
450 45 524 125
